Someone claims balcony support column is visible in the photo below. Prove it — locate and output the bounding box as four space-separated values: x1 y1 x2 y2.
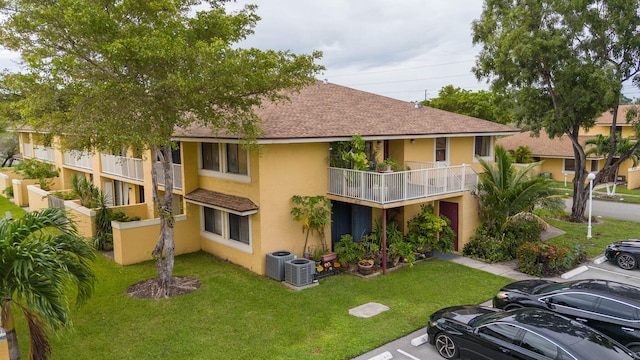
382 208 387 275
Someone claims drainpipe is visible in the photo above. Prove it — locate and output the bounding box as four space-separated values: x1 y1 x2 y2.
382 208 387 275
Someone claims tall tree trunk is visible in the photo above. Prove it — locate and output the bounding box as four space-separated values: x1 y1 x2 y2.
569 169 590 222
150 145 175 297
2 300 21 360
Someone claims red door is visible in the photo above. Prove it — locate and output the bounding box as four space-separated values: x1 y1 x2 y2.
439 202 459 251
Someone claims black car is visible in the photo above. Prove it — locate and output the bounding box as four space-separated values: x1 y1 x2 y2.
606 239 640 270
493 278 640 354
427 305 635 359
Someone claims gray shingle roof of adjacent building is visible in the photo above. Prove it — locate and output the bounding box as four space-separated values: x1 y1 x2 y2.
175 81 519 141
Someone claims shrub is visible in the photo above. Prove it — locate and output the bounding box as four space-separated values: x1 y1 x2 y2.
14 159 59 191
516 242 587 277
2 185 13 198
462 230 512 263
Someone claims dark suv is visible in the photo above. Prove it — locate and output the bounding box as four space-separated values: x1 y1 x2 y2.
493 279 640 354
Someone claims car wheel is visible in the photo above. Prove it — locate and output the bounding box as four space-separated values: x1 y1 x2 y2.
616 253 637 270
435 333 459 359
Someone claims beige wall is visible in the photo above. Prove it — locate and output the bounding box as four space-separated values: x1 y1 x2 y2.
113 214 200 265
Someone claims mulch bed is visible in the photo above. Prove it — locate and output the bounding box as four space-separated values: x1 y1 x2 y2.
127 276 201 299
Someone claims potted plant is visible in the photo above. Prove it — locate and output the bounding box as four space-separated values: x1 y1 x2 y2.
290 195 332 258
334 234 364 271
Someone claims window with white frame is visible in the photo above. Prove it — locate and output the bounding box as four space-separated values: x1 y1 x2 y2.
201 142 248 175
474 136 491 158
203 206 250 245
564 159 576 172
435 137 448 162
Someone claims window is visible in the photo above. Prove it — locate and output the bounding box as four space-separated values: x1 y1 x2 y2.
564 159 576 172
520 331 558 358
201 143 248 175
203 207 223 236
477 323 520 344
597 298 638 320
474 136 491 158
435 137 447 162
590 160 599 172
203 206 251 246
228 213 250 244
546 293 597 311
202 143 221 171
226 144 248 175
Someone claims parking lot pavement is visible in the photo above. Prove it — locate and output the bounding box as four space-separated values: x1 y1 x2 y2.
353 255 640 360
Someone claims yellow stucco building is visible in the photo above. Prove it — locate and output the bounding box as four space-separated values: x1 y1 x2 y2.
10 82 519 275
497 105 640 189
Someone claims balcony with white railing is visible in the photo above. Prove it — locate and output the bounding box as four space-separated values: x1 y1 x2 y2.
34 145 56 163
100 154 144 182
328 163 478 205
154 162 183 190
64 151 93 170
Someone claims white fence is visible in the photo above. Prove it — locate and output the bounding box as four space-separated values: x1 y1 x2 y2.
34 145 56 163
100 154 144 182
64 151 93 170
154 162 183 190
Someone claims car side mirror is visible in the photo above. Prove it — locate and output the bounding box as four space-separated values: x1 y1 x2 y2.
544 298 555 309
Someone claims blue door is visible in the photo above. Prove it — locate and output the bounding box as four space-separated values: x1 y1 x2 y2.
331 201 372 248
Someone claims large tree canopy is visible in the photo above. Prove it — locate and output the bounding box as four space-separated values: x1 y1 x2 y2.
472 0 640 222
421 85 513 124
0 0 323 296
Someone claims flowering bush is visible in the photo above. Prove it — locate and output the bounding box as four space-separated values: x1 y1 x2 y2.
516 242 587 277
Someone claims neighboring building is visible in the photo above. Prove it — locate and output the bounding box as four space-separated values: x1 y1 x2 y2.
497 105 640 189
11 81 519 275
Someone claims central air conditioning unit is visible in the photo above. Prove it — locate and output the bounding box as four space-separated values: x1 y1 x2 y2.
265 251 296 281
284 258 315 287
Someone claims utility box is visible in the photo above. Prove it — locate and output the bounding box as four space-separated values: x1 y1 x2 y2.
265 251 296 281
284 258 315 287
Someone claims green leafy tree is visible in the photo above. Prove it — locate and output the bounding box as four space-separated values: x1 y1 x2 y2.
0 207 96 360
472 0 640 222
509 146 534 164
476 145 562 232
585 134 640 195
0 132 19 167
290 195 332 254
0 0 322 296
421 85 513 124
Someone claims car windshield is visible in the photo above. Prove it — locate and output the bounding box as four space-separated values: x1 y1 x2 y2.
534 282 570 295
468 311 511 328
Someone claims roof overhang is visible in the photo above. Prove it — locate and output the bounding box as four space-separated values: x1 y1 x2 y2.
184 188 258 216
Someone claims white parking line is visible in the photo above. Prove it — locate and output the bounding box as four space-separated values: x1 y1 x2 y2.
367 351 393 360
397 349 420 360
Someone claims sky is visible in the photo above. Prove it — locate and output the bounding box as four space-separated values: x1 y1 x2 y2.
2 1 638 102
225 0 490 102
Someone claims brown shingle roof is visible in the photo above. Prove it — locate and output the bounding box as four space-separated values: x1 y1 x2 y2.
174 81 519 140
496 130 597 158
596 105 639 126
184 188 258 214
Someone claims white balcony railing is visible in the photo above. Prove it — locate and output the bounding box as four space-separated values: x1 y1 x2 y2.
64 151 93 170
154 162 183 190
328 164 478 205
34 145 56 163
100 154 144 182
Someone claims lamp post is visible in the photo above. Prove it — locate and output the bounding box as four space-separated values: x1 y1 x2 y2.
587 172 596 239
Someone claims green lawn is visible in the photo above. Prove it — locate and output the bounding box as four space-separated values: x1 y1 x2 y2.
12 254 509 360
5 192 639 359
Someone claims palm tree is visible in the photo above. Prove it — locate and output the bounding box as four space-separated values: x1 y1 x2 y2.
476 145 562 232
0 207 96 360
585 134 640 196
